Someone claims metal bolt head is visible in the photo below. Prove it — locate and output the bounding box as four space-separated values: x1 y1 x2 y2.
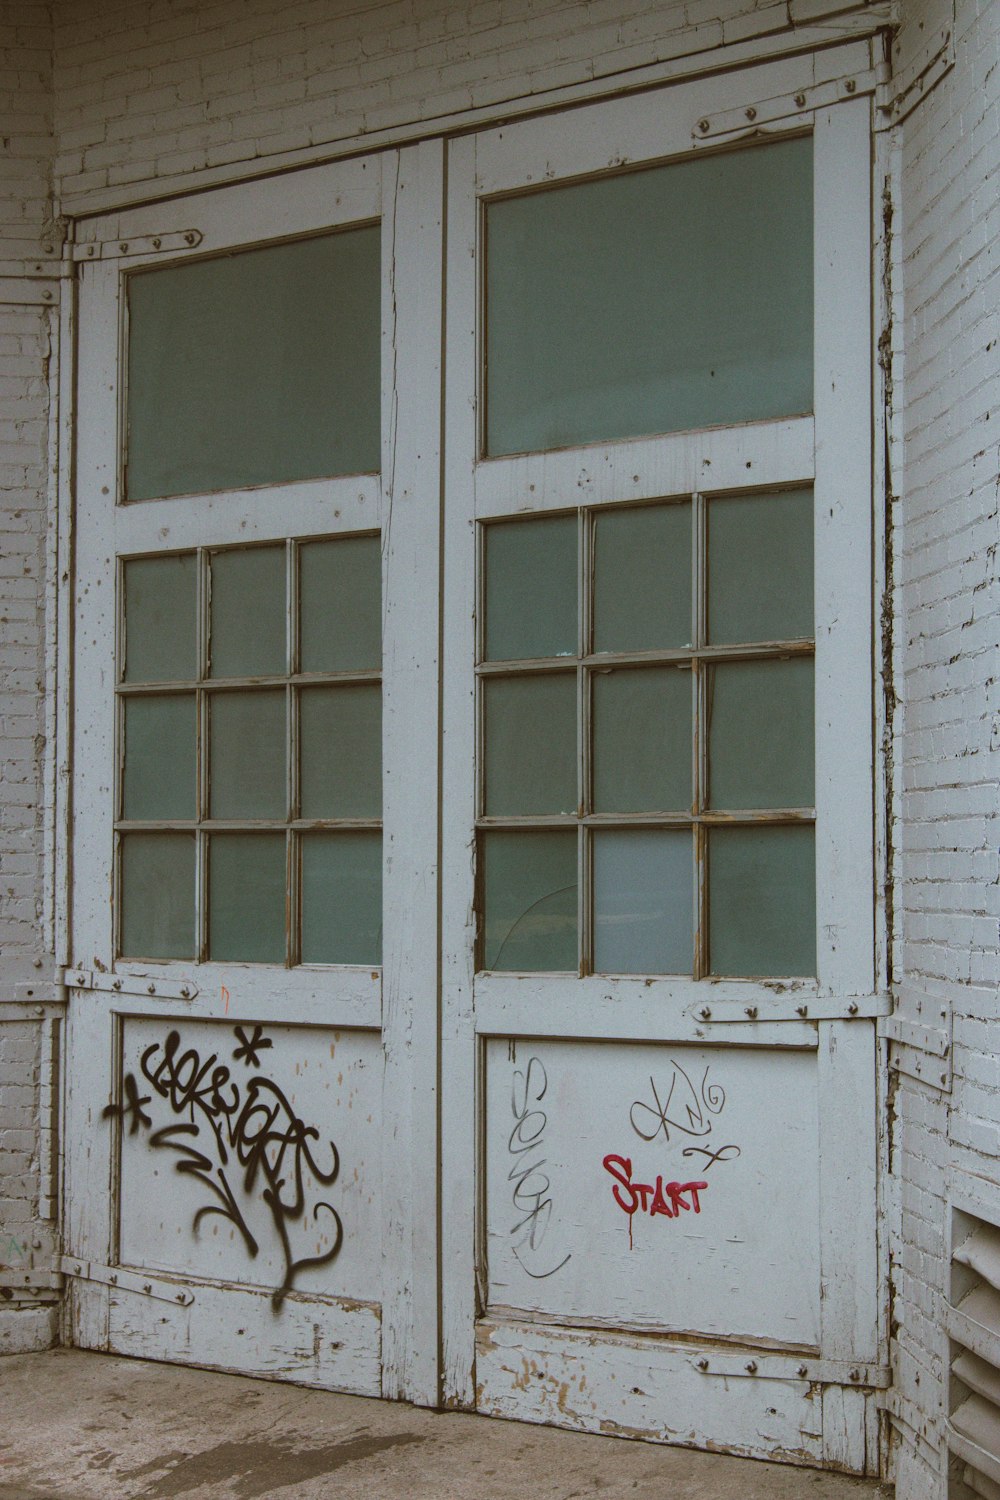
847 1001 859 1015
75 973 86 986
845 78 857 93
849 1368 860 1382
184 232 196 245
699 1006 712 1020
112 979 122 991
147 984 156 995
745 1005 758 1019
745 106 757 121
152 237 161 249
180 986 191 999
796 1004 808 1017
696 1357 709 1370
698 119 710 133
794 92 806 107
745 1360 758 1374
119 242 129 253
797 1364 808 1377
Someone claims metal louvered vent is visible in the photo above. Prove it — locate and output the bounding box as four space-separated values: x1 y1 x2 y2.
948 1213 1000 1498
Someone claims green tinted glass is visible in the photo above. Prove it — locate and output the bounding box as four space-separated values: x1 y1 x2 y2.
209 546 286 679
120 833 195 959
126 226 381 500
593 503 692 652
593 829 693 974
300 685 381 819
709 824 815 977
300 535 381 674
208 832 286 962
484 673 577 816
123 554 197 683
209 690 286 820
481 830 577 972
708 488 813 644
484 515 577 661
592 666 691 813
301 831 382 964
486 136 812 455
708 658 814 810
123 694 196 821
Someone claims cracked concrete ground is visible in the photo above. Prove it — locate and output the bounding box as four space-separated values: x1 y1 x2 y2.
0 1349 894 1500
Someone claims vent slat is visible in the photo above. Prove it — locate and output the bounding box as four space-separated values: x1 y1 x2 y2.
956 1225 1000 1297
954 1351 1000 1411
964 1465 1000 1500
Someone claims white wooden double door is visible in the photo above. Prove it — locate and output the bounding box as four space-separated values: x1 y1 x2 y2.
66 53 887 1473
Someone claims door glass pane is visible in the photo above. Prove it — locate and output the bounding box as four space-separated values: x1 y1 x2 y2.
300 685 381 819
592 666 691 812
708 488 813 644
484 515 577 661
120 832 195 959
123 694 196 820
484 673 576 815
209 546 286 679
486 136 813 455
210 690 286 819
593 503 691 652
593 829 692 974
709 825 815 977
708 658 814 809
481 830 577 971
301 831 381 964
300 535 381 674
209 832 286 962
123 554 197 683
125 226 381 500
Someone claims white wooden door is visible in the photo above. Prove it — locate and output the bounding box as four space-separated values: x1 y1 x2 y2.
440 55 888 1473
64 142 444 1402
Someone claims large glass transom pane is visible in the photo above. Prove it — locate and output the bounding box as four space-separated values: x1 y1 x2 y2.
485 136 813 456
125 225 381 500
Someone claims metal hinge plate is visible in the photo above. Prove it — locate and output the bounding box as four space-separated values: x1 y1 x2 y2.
691 1350 890 1388
879 22 955 127
63 967 199 1002
60 1257 194 1307
693 69 877 144
688 994 891 1024
72 230 203 262
880 1009 953 1092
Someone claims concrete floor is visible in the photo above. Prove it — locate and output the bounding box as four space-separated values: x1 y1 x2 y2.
0 1349 894 1500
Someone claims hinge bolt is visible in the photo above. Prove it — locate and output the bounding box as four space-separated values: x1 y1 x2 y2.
152 237 161 249
119 243 128 254
796 1004 808 1017
180 986 191 999
745 107 757 121
696 1358 709 1370
745 1006 758 1019
143 1283 152 1294
699 1006 712 1020
112 979 122 991
794 92 806 107
75 973 86 986
184 232 196 245
797 1364 809 1377
147 984 156 995
849 1368 861 1382
848 1002 859 1015
745 1360 758 1374
845 78 857 93
698 119 710 133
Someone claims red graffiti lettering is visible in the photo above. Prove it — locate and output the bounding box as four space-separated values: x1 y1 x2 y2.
602 1154 707 1225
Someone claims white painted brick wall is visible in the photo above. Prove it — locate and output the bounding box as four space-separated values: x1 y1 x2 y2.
0 1 60 1356
50 0 874 202
891 0 1000 1491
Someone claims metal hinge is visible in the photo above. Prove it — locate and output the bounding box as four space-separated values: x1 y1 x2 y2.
0 1266 64 1292
688 994 891 1024
60 1257 194 1307
692 69 877 144
691 1350 890 1388
63 967 199 1002
71 229 204 262
880 1008 953 1092
878 21 955 127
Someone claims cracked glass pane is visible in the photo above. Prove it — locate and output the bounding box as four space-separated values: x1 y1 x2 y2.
481 830 577 971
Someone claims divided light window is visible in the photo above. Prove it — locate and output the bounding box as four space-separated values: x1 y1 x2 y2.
478 133 816 979
116 537 383 966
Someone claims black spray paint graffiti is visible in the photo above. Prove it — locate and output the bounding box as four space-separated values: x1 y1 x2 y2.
507 1056 571 1280
103 1025 342 1309
629 1059 741 1172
